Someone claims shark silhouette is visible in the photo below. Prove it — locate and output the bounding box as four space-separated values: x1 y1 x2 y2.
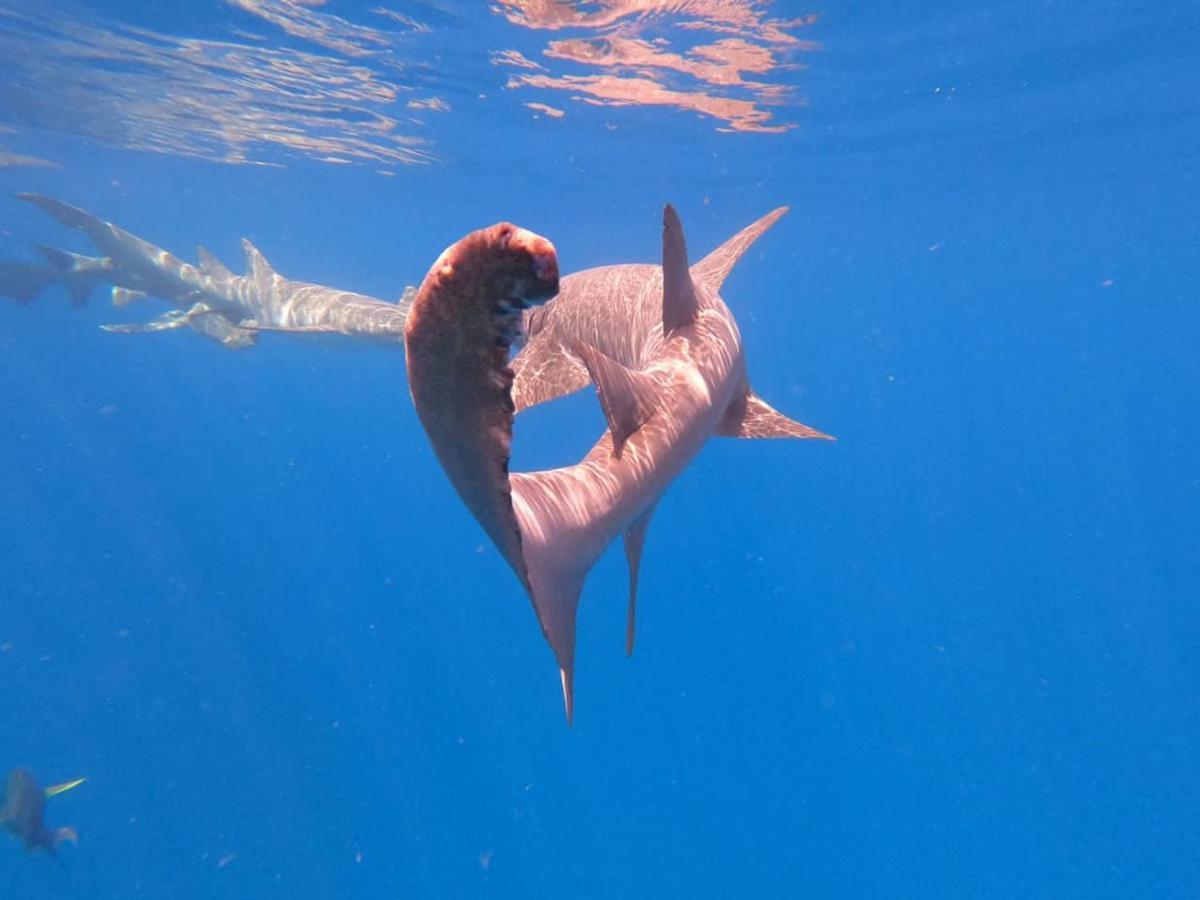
1 769 80 860
15 193 414 348
406 204 831 723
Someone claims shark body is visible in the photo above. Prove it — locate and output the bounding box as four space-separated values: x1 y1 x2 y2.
407 205 830 722
14 194 413 347
1 768 78 858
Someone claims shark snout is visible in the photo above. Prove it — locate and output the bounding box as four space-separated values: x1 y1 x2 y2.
496 223 558 294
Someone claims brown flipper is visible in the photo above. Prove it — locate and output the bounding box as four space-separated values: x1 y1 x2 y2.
690 207 789 293
573 341 657 457
404 221 559 633
662 204 699 335
623 503 656 657
717 391 834 440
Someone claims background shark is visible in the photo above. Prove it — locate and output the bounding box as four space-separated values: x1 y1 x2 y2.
1 768 81 860
10 194 415 348
405 204 831 723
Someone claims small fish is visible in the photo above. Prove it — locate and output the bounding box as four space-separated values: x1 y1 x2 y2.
1 768 82 859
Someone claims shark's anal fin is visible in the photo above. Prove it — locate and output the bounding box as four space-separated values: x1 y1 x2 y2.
623 503 656 657
573 341 657 456
662 204 699 335
717 391 834 440
197 245 234 280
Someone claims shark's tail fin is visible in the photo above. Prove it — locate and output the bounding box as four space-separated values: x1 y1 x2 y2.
17 193 99 233
36 245 111 306
0 261 56 304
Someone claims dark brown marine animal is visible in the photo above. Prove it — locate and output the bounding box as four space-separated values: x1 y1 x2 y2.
1 768 81 859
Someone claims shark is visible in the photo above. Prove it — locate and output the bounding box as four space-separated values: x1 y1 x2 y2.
405 204 831 723
15 193 415 348
1 769 83 860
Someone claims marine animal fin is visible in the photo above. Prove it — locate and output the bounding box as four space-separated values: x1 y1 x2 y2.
623 503 656 657
110 287 148 307
197 245 234 280
573 341 657 456
662 204 699 335
36 245 112 276
17 193 99 233
511 330 591 414
44 778 85 798
690 207 789 292
102 302 214 334
396 285 418 318
520 556 585 726
52 826 78 847
0 261 55 304
717 390 833 440
240 239 276 281
36 245 111 306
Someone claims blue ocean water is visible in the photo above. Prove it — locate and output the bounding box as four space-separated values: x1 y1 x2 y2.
0 0 1197 896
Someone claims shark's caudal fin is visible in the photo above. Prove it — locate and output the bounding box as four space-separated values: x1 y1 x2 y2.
690 206 790 292
717 391 833 440
662 204 699 335
0 261 56 304
16 193 100 233
36 245 111 305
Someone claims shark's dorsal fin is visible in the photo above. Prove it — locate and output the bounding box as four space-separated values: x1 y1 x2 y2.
240 239 276 281
623 503 656 657
573 341 657 456
717 390 834 440
662 204 699 335
691 207 789 292
197 245 235 280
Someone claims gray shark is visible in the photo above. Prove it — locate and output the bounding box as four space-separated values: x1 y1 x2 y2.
0 246 114 307
405 204 831 723
16 193 414 348
1 769 79 859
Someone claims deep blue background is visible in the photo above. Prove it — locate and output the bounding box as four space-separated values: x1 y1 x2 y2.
1 1 1198 897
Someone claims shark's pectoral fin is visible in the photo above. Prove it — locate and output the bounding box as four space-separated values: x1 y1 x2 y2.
197 245 234 280
573 341 657 456
717 391 834 440
102 302 214 335
662 204 699 335
511 331 591 413
623 503 656 657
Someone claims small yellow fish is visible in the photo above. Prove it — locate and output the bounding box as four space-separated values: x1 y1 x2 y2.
44 778 85 798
